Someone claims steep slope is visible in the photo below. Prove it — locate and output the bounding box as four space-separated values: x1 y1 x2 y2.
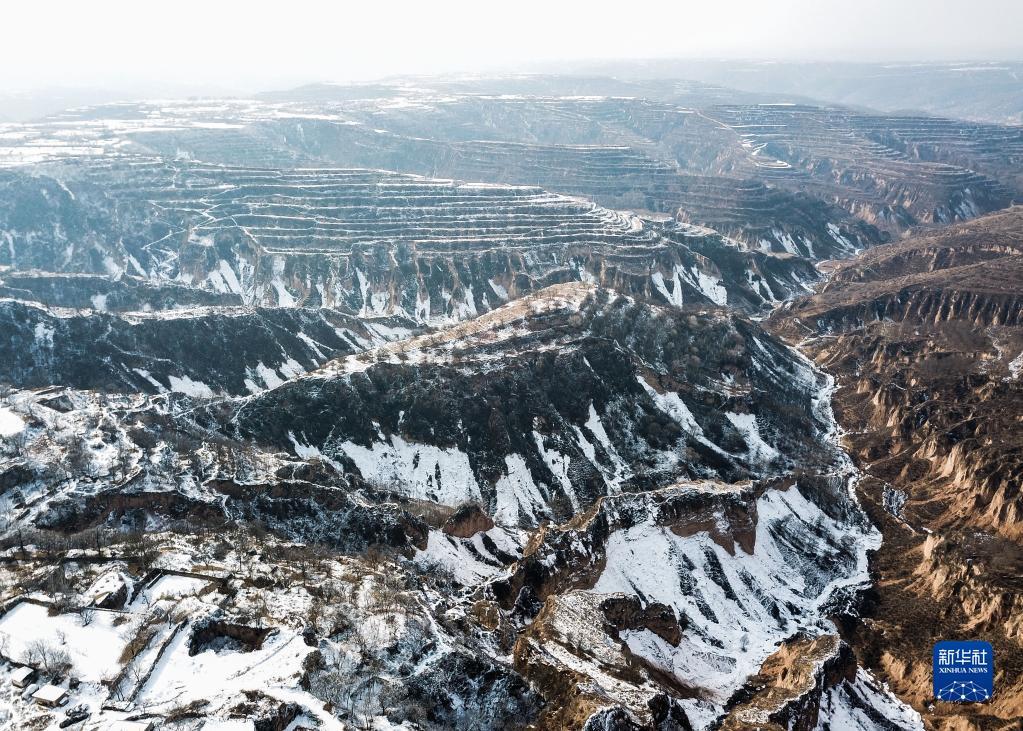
0 298 416 395
215 285 838 528
0 270 243 311
769 207 1023 729
499 475 884 728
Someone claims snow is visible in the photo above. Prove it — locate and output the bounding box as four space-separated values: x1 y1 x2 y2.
270 278 297 307
585 352 882 712
167 374 215 398
591 480 875 704
201 721 255 730
34 322 54 348
533 431 580 512
337 434 482 505
637 378 700 434
747 269 778 303
288 432 327 462
774 228 799 255
0 407 25 437
638 377 731 458
693 268 727 306
494 454 549 526
133 368 166 391
0 602 129 682
652 265 726 307
814 668 924 730
725 411 780 464
133 574 209 607
10 667 34 685
296 332 327 360
362 321 413 341
488 279 509 301
207 269 229 293
32 683 67 704
134 623 316 720
826 223 854 251
254 361 285 389
525 591 656 713
218 259 243 294
84 569 132 605
415 528 517 584
415 289 431 321
453 285 478 320
1009 350 1023 380
580 403 629 490
651 270 684 307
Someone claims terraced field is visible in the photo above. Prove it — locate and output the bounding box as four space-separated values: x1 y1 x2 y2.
2 158 823 318
708 104 1021 227
5 78 1019 259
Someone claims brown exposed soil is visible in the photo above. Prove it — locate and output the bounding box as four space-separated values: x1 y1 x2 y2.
770 207 1023 730
723 635 854 731
442 502 495 538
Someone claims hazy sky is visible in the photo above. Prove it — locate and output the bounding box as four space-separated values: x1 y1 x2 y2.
4 0 1022 93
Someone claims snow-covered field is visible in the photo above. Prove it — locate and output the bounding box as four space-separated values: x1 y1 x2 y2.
0 407 25 437
0 602 129 683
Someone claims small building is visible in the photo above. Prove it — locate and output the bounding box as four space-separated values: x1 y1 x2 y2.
10 665 35 688
31 683 68 708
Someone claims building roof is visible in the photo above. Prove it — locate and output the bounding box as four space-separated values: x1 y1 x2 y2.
11 666 34 683
31 683 67 703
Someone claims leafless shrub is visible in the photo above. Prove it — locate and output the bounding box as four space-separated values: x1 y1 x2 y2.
23 640 74 678
118 613 161 664
78 607 95 627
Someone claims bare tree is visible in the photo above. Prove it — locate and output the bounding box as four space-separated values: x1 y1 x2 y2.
23 640 74 678
126 531 159 571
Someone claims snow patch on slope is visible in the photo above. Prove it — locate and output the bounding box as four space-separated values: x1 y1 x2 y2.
337 434 482 506
1009 350 1023 380
814 668 924 731
494 454 549 526
533 431 580 512
725 411 780 464
592 482 875 707
693 267 727 306
576 403 629 491
0 407 25 437
168 374 215 398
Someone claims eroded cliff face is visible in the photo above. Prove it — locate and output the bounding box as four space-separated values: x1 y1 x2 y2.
770 208 1023 730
